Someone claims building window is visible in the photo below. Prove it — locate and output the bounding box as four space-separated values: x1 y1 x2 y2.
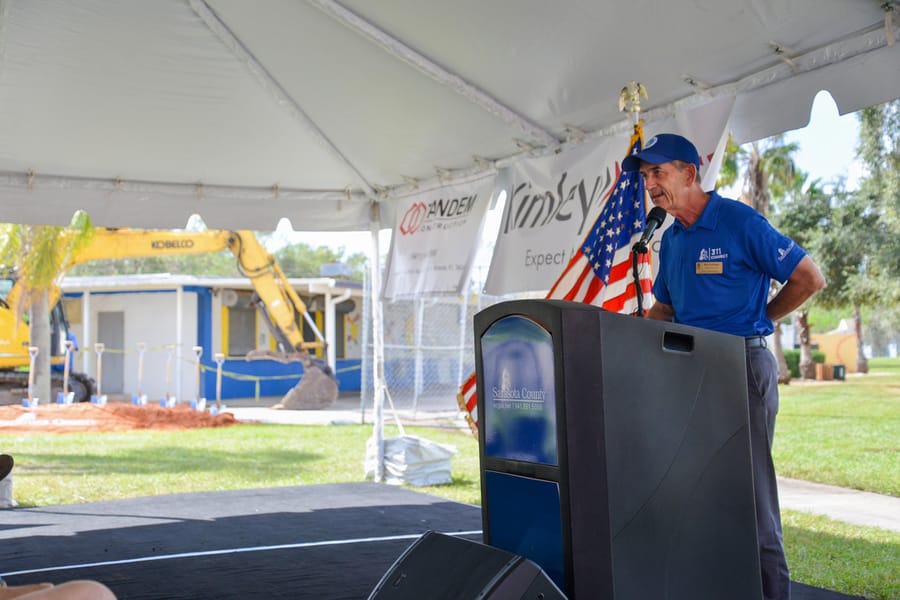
225 292 256 357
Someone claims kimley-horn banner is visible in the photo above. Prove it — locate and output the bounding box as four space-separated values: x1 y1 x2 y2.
484 95 735 296
382 176 493 300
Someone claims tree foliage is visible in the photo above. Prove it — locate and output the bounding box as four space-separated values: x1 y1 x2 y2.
0 211 95 401
717 134 799 215
273 242 366 280
856 101 900 292
809 102 900 313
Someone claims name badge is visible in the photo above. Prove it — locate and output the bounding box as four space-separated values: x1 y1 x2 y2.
696 261 723 274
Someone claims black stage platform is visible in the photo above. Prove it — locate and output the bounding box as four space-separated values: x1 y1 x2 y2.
0 483 862 599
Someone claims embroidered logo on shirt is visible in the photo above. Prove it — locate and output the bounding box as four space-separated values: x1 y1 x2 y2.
777 241 795 262
697 247 728 261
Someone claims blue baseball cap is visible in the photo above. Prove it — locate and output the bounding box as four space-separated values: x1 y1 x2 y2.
622 133 700 172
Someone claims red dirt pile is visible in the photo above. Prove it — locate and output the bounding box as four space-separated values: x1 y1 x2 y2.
0 403 239 434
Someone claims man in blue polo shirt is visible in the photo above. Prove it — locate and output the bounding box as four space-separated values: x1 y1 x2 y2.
622 133 825 600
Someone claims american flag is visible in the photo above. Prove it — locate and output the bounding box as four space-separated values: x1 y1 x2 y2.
457 127 653 435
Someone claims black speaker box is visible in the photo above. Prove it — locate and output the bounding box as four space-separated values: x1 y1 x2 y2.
368 531 566 600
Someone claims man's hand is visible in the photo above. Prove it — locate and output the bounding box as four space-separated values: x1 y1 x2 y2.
647 301 675 322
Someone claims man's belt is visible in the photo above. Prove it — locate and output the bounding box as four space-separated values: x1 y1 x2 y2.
745 335 767 349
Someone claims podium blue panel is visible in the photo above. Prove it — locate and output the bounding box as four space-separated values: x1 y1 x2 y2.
483 471 564 588
474 299 762 600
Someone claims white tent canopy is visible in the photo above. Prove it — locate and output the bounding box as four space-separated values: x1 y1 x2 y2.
0 0 897 229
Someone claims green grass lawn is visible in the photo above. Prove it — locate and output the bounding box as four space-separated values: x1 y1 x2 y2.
2 357 898 599
776 358 900 496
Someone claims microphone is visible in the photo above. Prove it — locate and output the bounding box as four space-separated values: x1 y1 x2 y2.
632 206 667 253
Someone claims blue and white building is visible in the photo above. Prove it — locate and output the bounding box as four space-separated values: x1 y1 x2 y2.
60 274 363 403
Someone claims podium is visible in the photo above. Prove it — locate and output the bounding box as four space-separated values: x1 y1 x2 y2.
474 299 762 599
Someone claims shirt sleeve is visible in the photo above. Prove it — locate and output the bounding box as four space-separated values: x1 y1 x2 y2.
744 213 806 284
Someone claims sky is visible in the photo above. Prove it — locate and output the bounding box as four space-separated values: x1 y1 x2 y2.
275 90 863 258
782 90 863 189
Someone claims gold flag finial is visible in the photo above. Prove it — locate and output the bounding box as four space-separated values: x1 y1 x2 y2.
618 81 648 123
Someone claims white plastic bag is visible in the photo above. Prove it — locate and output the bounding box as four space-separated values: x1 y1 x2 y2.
365 435 457 486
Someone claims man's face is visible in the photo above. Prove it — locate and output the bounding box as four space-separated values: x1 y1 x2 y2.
638 161 690 212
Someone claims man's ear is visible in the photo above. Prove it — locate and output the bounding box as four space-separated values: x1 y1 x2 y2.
686 163 699 186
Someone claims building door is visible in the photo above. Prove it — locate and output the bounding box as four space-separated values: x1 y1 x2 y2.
98 311 125 395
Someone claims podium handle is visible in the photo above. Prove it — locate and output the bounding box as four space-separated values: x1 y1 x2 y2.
662 331 694 353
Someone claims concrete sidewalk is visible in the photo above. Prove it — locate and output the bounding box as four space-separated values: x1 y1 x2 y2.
777 476 900 532
225 401 900 534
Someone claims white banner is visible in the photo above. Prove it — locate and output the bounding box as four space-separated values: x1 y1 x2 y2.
484 134 629 295
382 177 493 300
484 96 735 296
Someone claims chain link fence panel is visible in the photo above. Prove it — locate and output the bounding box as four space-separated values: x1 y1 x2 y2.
358 273 508 416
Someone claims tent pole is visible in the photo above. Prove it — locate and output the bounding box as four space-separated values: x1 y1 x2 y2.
369 207 385 483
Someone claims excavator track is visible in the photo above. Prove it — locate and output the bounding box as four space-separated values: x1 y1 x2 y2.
0 370 96 403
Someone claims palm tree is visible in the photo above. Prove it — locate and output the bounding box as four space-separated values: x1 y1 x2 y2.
0 211 94 403
718 135 800 383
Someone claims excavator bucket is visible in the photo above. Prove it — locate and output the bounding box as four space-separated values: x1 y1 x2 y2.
273 361 339 410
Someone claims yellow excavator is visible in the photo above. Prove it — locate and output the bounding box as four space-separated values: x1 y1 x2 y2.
0 229 339 408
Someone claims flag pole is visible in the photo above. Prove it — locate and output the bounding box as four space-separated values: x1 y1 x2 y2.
619 81 651 317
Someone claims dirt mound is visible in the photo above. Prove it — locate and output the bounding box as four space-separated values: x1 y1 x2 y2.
0 403 239 434
274 366 338 410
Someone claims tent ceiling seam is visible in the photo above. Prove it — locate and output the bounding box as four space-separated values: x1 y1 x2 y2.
0 170 369 202
307 0 561 149
189 0 377 198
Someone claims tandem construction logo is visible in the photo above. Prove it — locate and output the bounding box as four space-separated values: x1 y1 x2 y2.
399 194 478 235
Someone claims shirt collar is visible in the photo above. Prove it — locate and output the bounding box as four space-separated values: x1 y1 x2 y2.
672 190 723 233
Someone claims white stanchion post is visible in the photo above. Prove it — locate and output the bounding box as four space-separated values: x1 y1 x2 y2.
192 346 204 410
60 340 74 404
136 342 146 403
26 346 38 407
163 344 175 406
93 343 105 403
214 352 225 411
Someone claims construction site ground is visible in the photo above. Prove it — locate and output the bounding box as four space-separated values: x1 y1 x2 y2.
0 390 469 433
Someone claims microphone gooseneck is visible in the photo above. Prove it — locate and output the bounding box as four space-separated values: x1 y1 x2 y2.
632 206 667 254
632 206 667 317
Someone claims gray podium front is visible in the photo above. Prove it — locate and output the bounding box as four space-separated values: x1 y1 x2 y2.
474 299 762 599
